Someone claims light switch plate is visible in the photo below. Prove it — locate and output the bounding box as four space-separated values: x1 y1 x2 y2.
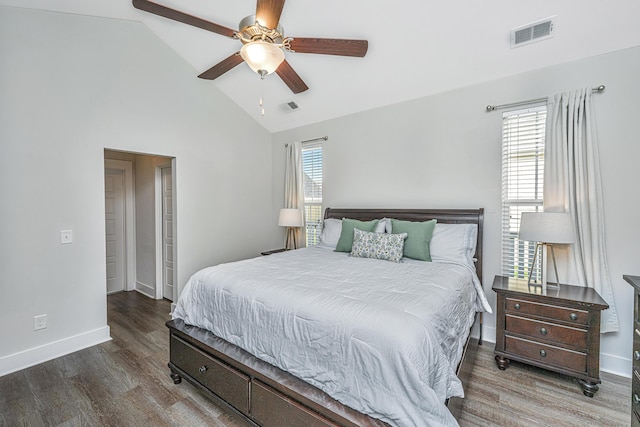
60 230 73 244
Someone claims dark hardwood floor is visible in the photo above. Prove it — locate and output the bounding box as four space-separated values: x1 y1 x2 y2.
0 292 630 426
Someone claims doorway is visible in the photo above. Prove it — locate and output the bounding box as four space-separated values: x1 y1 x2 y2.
104 151 176 300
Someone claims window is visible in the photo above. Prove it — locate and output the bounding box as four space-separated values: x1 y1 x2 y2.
501 106 546 281
302 142 323 246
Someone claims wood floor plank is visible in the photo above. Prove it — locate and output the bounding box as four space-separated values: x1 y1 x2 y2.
0 291 630 426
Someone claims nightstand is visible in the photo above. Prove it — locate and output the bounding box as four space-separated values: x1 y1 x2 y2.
624 274 640 425
493 275 609 397
260 248 288 256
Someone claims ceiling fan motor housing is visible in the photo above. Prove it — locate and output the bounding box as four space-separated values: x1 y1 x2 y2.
238 15 284 45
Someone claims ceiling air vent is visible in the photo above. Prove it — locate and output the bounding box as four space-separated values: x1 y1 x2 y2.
511 16 556 48
281 101 301 112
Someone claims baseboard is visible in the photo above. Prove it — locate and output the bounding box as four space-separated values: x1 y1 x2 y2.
135 280 155 298
600 352 631 378
0 326 111 377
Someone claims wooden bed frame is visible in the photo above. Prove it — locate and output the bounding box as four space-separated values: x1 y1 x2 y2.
166 208 484 426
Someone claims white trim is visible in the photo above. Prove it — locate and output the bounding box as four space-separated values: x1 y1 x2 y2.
600 352 631 378
171 157 177 302
0 326 111 376
154 165 163 300
104 159 136 292
135 280 155 298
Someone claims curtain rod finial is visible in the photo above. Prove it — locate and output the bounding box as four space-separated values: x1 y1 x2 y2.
486 105 496 112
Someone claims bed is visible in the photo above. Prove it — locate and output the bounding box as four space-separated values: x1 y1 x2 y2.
166 208 490 427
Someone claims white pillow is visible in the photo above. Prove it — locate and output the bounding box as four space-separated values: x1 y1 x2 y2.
429 223 478 267
317 217 389 249
375 218 390 234
317 218 343 249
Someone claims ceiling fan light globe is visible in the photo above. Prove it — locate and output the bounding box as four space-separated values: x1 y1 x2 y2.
240 41 285 75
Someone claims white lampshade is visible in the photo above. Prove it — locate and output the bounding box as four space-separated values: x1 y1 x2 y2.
278 208 303 227
519 212 575 244
240 41 285 75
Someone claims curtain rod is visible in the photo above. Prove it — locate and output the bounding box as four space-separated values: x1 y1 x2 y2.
485 85 605 112
285 136 328 147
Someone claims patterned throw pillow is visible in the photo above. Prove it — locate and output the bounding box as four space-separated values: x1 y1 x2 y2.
350 228 408 263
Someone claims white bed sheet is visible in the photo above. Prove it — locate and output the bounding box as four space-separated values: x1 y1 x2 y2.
173 247 490 427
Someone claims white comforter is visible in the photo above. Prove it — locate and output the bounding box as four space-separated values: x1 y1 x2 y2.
173 247 491 427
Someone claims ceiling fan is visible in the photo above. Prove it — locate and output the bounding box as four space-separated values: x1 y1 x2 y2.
132 0 369 94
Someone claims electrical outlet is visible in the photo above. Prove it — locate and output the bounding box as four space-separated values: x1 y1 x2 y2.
34 314 47 331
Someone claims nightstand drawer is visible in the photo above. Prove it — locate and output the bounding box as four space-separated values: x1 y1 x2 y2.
506 297 588 325
633 371 640 426
634 329 640 371
506 315 587 348
505 336 586 373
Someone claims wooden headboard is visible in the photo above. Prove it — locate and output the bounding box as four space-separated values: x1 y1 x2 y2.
324 207 484 284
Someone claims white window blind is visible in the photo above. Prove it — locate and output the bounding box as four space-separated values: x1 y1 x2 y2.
501 106 546 280
302 142 323 246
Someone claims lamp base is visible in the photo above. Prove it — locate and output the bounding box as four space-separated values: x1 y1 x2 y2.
284 227 297 250
527 242 562 292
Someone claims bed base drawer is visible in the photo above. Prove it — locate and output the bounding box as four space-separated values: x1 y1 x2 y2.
251 380 339 427
170 334 250 415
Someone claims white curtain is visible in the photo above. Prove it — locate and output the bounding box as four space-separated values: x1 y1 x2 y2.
284 142 306 249
544 88 619 333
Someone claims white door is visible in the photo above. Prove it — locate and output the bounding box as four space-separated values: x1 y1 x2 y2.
105 168 126 294
162 166 174 301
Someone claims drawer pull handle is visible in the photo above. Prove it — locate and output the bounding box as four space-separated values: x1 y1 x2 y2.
634 394 640 405
198 365 208 374
540 327 548 336
635 351 640 361
514 303 521 310
569 313 578 321
539 350 547 358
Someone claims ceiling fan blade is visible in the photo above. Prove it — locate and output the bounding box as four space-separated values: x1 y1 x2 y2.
288 38 368 57
198 53 244 80
275 60 309 94
255 0 286 29
132 0 236 38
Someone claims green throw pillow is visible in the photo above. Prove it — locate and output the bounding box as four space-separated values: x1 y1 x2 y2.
390 218 437 261
335 218 380 252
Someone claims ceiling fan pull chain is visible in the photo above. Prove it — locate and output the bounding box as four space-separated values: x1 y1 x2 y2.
259 70 266 117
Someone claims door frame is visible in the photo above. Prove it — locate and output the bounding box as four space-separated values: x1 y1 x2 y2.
154 158 177 301
104 159 136 292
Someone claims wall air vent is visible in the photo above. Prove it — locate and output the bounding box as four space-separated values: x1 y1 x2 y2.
511 16 556 48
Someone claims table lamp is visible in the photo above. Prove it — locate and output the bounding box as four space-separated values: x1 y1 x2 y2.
519 212 576 290
278 208 303 250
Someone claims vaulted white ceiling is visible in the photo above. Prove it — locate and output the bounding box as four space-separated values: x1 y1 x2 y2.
2 0 640 132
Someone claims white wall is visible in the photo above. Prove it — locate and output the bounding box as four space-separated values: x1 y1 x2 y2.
271 46 640 377
0 6 279 374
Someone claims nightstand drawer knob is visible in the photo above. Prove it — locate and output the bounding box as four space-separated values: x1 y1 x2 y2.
635 351 640 361
539 349 547 358
514 303 521 310
634 394 640 405
540 327 548 335
199 365 208 374
569 313 578 321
